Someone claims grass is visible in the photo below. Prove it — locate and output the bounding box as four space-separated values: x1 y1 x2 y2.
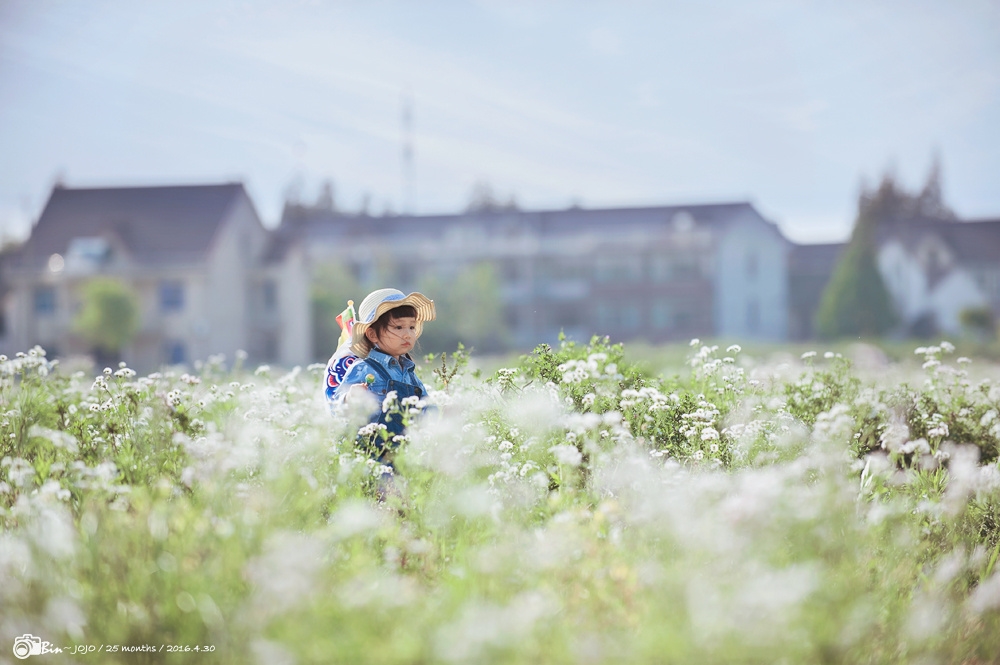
1 337 999 664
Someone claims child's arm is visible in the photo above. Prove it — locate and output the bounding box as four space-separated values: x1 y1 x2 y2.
332 362 378 404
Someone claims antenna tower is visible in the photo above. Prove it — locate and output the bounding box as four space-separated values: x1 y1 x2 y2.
401 89 415 214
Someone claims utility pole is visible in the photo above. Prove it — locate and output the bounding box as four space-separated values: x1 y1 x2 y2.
401 88 415 214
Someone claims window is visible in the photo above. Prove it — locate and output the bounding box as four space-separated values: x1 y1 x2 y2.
596 303 616 328
673 257 701 280
549 260 584 281
263 333 278 362
554 303 583 328
34 286 56 314
674 308 692 331
66 237 110 271
651 301 672 329
164 341 186 365
596 256 641 283
595 302 641 330
621 304 641 330
650 256 672 283
159 281 184 312
501 260 519 281
262 280 277 311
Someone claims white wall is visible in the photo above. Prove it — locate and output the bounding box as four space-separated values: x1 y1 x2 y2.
878 237 988 336
877 241 927 325
277 243 312 367
205 193 268 362
928 270 986 335
714 213 789 341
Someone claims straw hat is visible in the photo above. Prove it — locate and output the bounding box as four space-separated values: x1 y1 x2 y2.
350 288 436 357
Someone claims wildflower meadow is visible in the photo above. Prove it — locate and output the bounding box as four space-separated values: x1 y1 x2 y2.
2 337 1000 664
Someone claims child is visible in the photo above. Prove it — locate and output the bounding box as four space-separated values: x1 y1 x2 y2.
332 288 435 466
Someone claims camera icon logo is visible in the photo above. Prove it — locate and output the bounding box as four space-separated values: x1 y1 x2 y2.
12 634 57 660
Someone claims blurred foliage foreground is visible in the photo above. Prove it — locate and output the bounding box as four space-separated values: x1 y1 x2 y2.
1 337 1000 664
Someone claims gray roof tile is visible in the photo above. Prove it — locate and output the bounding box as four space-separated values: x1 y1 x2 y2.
15 183 247 268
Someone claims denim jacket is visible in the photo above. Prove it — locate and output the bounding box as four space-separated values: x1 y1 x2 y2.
332 348 428 406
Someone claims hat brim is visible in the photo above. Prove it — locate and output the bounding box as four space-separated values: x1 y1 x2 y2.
350 292 436 357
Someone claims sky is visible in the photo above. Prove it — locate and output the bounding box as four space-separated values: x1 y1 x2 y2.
1 0 998 243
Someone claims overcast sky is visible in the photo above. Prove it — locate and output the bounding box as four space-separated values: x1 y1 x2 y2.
1 0 998 243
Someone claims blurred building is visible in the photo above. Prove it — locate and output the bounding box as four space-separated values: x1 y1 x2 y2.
0 183 310 370
279 201 791 350
787 242 844 340
15 180 995 369
877 217 1000 336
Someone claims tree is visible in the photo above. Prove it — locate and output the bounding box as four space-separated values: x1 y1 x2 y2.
311 262 360 361
465 181 518 213
815 192 897 339
72 278 140 363
914 152 955 221
416 263 508 353
815 158 957 340
959 306 996 342
859 157 955 224
316 179 336 211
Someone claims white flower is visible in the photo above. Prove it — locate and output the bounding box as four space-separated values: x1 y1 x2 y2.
900 438 932 455
357 422 387 437
700 427 720 441
927 422 949 439
940 341 955 354
801 351 817 360
549 444 583 467
689 338 700 347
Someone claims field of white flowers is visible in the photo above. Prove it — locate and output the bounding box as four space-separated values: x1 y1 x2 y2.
2 336 999 664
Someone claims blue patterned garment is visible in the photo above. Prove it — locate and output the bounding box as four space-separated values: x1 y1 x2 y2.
324 344 359 406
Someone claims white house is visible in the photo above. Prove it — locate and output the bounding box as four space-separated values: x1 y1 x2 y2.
0 183 311 371
877 218 1000 336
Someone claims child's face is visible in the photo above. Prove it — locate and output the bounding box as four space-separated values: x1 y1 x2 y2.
367 315 418 358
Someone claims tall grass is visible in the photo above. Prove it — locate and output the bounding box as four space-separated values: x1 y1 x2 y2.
1 338 999 664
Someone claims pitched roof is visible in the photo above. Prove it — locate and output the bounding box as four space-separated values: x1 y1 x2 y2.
266 200 775 261
934 218 1000 264
788 242 844 275
14 183 248 268
876 217 1000 265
